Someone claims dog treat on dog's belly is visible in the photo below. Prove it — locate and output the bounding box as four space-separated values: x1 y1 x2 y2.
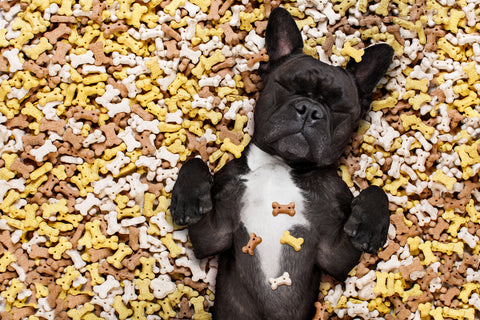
272 201 296 217
269 272 292 290
242 233 262 256
280 230 304 252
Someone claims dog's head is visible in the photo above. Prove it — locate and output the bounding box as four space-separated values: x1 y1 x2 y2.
252 7 394 169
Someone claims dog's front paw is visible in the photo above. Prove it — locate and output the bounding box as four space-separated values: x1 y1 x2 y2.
171 158 213 226
344 186 390 254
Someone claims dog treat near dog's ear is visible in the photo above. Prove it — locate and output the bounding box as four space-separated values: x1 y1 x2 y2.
272 201 296 216
242 233 262 256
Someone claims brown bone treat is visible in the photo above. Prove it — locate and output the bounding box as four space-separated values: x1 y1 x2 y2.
55 298 68 317
89 41 113 65
128 226 140 251
0 0 10 10
427 191 443 207
272 202 296 217
207 0 221 20
219 23 240 45
0 312 12 320
39 118 66 135
51 42 72 64
245 48 269 68
22 133 46 148
137 131 156 156
26 272 54 286
10 158 34 179
312 302 326 320
102 21 128 37
389 295 411 319
89 248 114 262
425 26 445 52
178 296 193 318
448 109 465 129
69 223 85 248
168 264 192 280
427 217 449 240
54 181 80 198
399 257 424 281
91 0 106 25
161 24 182 41
164 40 180 59
50 15 76 23
107 76 129 98
11 307 35 320
99 260 135 281
13 248 34 271
63 128 84 150
183 277 208 291
46 284 63 309
439 286 461 306
242 233 262 256
141 178 164 196
73 107 100 123
23 60 48 78
44 23 71 44
377 241 400 261
131 104 154 121
212 57 235 73
67 294 91 309
444 269 466 286
418 266 439 291
218 123 242 145
219 0 235 15
407 291 433 312
122 250 148 271
430 88 446 103
47 76 61 89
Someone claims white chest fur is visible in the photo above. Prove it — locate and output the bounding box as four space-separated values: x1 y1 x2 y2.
240 145 309 281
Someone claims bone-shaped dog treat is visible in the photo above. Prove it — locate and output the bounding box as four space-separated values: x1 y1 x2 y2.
272 202 296 217
269 272 292 290
280 231 304 251
242 233 262 256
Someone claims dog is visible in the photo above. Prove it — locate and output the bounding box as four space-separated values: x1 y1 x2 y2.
171 7 393 319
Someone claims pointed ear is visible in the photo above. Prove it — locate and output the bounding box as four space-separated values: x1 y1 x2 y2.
346 44 394 99
265 7 304 62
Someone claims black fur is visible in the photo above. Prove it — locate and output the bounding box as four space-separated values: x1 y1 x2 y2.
171 7 393 319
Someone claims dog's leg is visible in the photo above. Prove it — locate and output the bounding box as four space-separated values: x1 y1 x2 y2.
344 185 390 253
316 185 389 281
171 157 242 258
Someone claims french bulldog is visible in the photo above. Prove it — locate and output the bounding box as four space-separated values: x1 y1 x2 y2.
171 7 393 320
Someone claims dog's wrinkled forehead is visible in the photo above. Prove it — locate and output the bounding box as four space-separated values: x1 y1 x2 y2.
271 55 357 98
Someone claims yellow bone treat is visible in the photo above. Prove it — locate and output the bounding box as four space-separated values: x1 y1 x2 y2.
114 295 133 320
48 237 73 259
280 230 304 251
0 252 16 272
161 233 184 258
56 266 82 290
1 278 24 303
106 243 133 268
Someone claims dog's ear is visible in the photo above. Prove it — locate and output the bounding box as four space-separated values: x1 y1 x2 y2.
265 7 303 62
346 43 394 103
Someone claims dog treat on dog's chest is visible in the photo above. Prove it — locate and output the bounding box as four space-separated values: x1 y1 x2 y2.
242 233 262 256
280 230 304 252
269 272 292 290
272 201 296 217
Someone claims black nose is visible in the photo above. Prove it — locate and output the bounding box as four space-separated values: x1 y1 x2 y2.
294 101 324 121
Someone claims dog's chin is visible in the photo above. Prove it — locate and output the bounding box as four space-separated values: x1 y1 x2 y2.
271 133 333 168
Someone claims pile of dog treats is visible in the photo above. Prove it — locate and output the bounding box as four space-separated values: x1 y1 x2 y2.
0 0 479 318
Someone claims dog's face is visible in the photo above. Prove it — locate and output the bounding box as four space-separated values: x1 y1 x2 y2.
253 8 394 169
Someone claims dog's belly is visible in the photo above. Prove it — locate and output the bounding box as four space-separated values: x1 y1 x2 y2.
239 146 309 281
